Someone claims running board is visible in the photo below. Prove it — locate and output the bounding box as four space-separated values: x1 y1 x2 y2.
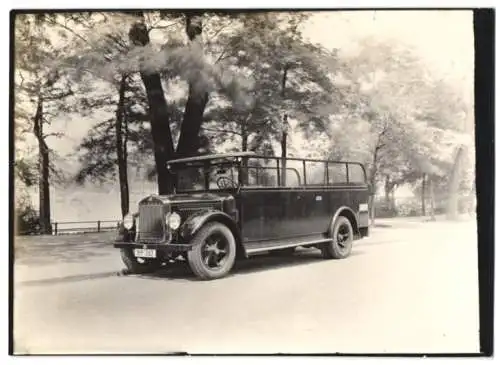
244 235 333 255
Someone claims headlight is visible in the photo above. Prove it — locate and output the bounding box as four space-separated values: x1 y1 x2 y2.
123 214 134 230
166 212 181 230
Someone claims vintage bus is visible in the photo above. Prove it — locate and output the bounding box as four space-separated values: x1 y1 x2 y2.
113 152 370 280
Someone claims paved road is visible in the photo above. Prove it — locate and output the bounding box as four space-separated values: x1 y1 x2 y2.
13 218 479 354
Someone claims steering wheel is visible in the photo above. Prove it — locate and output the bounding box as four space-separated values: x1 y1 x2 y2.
217 176 237 189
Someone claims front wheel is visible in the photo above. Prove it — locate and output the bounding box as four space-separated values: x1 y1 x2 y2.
321 216 354 259
120 248 163 274
187 222 237 280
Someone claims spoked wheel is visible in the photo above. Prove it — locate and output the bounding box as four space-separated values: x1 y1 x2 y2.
336 224 352 250
187 222 236 280
120 248 163 274
321 216 354 259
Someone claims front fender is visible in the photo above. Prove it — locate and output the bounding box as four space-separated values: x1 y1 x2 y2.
179 209 240 243
115 211 139 242
115 223 135 242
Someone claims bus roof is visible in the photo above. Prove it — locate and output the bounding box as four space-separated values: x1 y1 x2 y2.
167 151 365 167
167 151 257 165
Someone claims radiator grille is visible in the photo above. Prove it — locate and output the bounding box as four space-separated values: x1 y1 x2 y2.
138 201 166 243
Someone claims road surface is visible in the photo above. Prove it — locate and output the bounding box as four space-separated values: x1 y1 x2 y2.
13 217 479 354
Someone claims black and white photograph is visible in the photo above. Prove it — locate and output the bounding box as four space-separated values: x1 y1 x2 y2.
9 6 493 356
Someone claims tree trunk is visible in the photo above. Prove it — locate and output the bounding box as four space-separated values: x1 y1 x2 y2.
369 146 380 225
129 21 175 195
384 175 391 206
115 74 130 217
39 143 51 235
369 195 376 225
281 117 287 187
176 87 209 157
242 124 248 153
141 73 176 194
240 120 249 185
446 146 465 220
123 111 130 211
369 177 376 225
33 97 52 235
384 176 397 216
429 176 436 221
176 13 209 158
421 173 427 216
280 64 289 187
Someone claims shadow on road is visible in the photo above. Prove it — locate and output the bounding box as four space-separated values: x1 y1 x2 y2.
16 271 120 288
16 248 366 287
134 248 365 282
373 223 392 228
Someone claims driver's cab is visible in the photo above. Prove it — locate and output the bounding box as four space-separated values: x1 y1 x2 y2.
210 166 238 190
168 153 246 193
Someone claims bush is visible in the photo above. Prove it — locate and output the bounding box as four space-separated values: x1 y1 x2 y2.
459 194 476 214
396 199 421 217
372 193 476 219
373 197 422 218
15 199 41 235
373 200 398 218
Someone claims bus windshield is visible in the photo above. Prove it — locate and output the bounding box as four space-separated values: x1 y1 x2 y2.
174 163 239 192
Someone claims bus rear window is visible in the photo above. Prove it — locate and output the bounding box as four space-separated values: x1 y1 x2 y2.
348 164 366 183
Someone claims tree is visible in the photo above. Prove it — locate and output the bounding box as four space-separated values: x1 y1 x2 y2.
14 14 76 234
203 13 340 156
324 37 472 221
42 12 177 213
49 12 182 206
68 12 324 199
74 73 151 217
123 11 254 193
176 12 209 158
126 17 176 194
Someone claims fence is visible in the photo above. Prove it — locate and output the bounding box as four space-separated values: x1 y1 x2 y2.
26 194 475 236
51 220 121 235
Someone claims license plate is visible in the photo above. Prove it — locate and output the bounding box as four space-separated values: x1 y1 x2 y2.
133 248 157 258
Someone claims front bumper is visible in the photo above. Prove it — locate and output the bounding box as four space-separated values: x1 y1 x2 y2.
113 241 192 252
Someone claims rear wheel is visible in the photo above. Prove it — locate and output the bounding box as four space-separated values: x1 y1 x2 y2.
120 248 163 274
187 222 236 280
321 216 354 259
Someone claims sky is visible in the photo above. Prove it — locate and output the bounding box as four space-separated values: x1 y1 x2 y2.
304 10 473 87
16 10 475 222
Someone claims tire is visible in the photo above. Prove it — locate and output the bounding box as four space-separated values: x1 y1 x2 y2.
268 247 296 256
321 216 354 259
187 222 237 280
120 248 163 274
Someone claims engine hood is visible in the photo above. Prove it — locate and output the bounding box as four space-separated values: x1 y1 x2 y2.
139 192 234 205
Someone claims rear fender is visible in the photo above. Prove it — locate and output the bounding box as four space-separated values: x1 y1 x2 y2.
328 206 360 236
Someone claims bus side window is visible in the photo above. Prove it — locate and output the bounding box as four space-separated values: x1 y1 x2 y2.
246 166 278 187
306 162 326 185
328 163 347 184
348 164 366 183
285 169 301 187
284 160 304 187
